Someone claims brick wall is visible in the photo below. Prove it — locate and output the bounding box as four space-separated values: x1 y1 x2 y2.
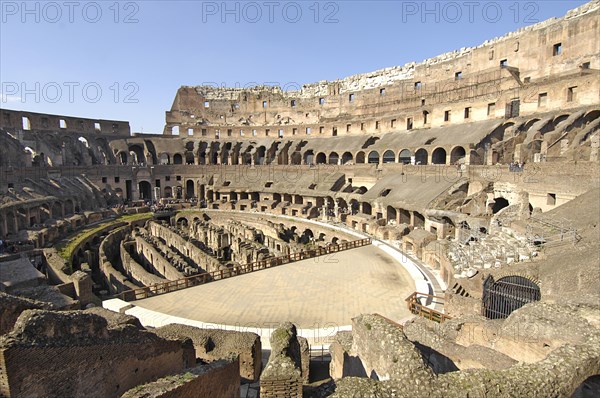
121 359 240 398
0 310 195 398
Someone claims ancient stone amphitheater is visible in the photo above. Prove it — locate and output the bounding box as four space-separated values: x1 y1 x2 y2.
1 2 599 397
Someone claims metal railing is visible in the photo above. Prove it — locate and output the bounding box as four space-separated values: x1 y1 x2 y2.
117 237 371 301
405 292 451 323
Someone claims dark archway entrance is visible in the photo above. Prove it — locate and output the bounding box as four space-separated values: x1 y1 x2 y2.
492 197 509 214
139 181 152 201
186 180 195 199
482 275 541 319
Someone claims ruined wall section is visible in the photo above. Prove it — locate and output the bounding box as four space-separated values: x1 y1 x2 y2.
0 109 130 137
0 109 131 167
148 221 224 273
259 323 309 398
153 324 262 382
0 309 195 398
132 233 188 280
120 241 167 287
164 1 599 136
330 312 600 398
0 292 51 335
99 227 140 295
120 359 240 398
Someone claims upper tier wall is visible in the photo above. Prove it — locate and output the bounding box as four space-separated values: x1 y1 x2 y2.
0 108 131 137
164 1 600 136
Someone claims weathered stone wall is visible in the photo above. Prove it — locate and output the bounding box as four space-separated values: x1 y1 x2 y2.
260 323 307 398
330 312 600 398
153 323 262 382
0 310 195 398
99 226 138 294
120 359 240 398
0 292 51 335
120 241 166 287
164 3 599 136
402 317 517 371
0 109 130 137
132 235 185 280
348 314 435 383
148 221 223 273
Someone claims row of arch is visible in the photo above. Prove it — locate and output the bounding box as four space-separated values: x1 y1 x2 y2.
0 199 78 237
304 146 469 165
116 143 472 167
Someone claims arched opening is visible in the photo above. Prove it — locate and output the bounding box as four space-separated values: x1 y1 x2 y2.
300 229 314 244
368 151 380 164
96 145 108 165
185 152 195 164
553 114 569 126
382 150 395 164
198 148 207 165
117 152 128 165
128 145 146 165
315 152 326 164
290 152 302 165
432 147 447 164
39 204 51 223
482 275 541 319
399 208 410 224
78 136 89 148
173 153 183 164
171 126 180 135
349 199 359 215
356 151 366 164
303 150 314 165
159 153 170 165
185 180 195 199
256 146 266 165
442 217 456 238
362 202 372 215
450 146 466 164
64 200 74 216
415 148 428 165
414 211 425 228
138 181 152 201
398 149 412 164
329 152 339 165
51 202 63 218
342 152 353 164
386 206 397 224
164 186 173 198
221 142 231 164
491 197 509 214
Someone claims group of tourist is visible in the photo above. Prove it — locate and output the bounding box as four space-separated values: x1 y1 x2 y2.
0 239 29 255
509 161 525 172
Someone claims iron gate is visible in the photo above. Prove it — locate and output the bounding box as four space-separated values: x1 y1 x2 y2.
482 275 541 319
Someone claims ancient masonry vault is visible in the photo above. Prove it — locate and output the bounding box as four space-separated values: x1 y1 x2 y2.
1 1 600 397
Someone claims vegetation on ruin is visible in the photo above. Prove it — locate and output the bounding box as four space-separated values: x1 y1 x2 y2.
56 213 153 272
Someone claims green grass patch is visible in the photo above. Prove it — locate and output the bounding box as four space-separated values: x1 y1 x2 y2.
56 212 153 271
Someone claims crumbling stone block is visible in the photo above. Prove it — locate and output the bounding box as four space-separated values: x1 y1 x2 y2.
153 323 261 382
260 322 307 398
120 358 240 398
0 309 195 398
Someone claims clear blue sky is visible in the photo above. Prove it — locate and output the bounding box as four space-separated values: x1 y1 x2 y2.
0 0 589 133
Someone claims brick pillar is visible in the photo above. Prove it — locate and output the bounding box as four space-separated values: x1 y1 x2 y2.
72 270 93 308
